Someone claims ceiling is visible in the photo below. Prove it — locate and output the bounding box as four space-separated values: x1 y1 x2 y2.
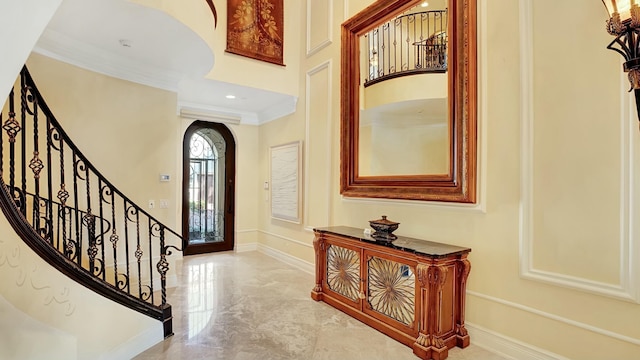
33 0 296 125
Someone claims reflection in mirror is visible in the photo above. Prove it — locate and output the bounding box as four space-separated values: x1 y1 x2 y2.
367 256 415 325
359 99 448 176
340 0 476 202
358 1 449 177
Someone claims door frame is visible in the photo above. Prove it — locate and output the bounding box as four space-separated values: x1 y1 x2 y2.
182 121 236 255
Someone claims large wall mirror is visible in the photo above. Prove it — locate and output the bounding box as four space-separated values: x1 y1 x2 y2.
340 0 477 202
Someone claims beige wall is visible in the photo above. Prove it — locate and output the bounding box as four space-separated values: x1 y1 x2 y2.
27 53 180 228
360 121 448 175
255 0 640 359
3 0 640 359
364 73 448 109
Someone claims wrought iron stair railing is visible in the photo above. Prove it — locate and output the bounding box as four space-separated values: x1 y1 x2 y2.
364 9 448 87
0 66 182 338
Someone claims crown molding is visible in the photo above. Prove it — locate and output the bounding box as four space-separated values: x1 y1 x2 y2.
179 106 241 125
33 29 184 92
177 101 255 125
258 96 298 124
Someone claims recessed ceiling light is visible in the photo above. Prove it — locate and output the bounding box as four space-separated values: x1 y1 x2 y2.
226 95 236 99
421 1 429 7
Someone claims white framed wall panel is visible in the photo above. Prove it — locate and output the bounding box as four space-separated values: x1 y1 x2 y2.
304 60 333 231
468 291 640 349
518 0 639 302
306 0 333 56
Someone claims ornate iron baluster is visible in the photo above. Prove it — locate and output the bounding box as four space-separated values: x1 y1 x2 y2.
134 207 143 299
108 187 119 286
85 210 97 274
29 85 43 231
382 22 388 77
124 201 132 294
19 76 27 213
56 127 71 257
46 115 54 245
3 89 18 192
98 179 107 281
148 220 156 305
84 162 97 275
157 226 169 306
72 153 81 266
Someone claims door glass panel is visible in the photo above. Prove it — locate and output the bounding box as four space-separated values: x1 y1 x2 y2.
367 256 415 326
326 244 360 301
188 129 226 245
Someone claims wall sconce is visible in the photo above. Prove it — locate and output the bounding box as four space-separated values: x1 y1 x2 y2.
603 0 640 122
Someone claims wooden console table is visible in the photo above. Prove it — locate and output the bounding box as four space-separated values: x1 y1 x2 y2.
311 226 471 360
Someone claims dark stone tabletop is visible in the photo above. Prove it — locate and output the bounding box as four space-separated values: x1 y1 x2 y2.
314 226 471 258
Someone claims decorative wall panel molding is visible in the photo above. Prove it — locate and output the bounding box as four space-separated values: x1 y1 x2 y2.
467 291 640 347
518 0 638 302
306 0 333 56
304 60 333 230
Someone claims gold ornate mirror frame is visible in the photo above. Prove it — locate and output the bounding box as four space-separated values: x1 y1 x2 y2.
340 0 477 202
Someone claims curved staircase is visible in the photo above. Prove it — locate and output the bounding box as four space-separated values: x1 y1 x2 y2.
0 66 182 338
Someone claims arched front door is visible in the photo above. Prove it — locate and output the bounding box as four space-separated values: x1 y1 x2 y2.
182 121 235 255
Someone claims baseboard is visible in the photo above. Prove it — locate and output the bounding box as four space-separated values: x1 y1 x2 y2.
256 243 314 275
466 322 568 360
98 323 163 360
236 242 258 252
242 241 566 359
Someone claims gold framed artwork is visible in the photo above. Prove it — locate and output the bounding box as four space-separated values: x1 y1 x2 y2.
226 0 285 66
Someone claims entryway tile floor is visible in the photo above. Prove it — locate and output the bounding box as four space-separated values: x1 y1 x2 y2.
135 251 510 360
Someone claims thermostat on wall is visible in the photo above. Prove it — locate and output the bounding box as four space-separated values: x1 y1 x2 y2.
159 174 171 182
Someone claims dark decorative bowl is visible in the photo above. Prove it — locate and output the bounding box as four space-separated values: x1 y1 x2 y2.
369 215 400 241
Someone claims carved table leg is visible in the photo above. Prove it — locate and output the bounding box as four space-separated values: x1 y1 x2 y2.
413 263 449 360
311 232 325 301
429 265 449 360
413 263 431 359
455 256 471 348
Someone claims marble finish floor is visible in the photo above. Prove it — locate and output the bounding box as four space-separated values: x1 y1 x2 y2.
135 251 509 360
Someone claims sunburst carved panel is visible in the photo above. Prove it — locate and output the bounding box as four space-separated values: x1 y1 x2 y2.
367 256 415 325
